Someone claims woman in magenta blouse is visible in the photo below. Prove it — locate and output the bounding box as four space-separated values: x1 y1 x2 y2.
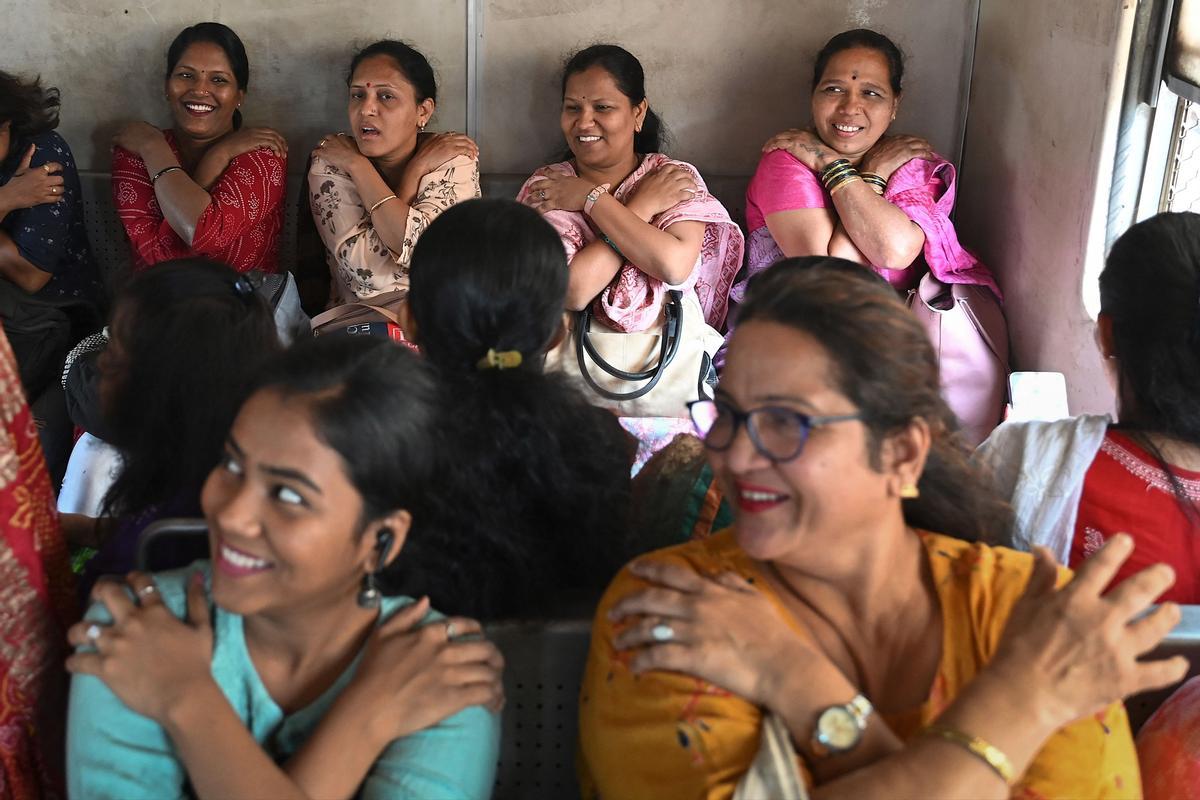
736 28 998 303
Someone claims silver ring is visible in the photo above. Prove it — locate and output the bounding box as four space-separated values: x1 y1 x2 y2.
538 189 547 200
137 584 158 599
85 623 103 643
445 620 458 639
651 623 675 642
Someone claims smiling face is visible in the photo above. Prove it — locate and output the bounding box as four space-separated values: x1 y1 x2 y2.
165 41 244 143
708 320 898 566
200 388 397 618
561 65 646 172
810 46 899 161
348 55 433 161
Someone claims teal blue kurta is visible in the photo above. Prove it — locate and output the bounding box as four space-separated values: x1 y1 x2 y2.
68 564 499 799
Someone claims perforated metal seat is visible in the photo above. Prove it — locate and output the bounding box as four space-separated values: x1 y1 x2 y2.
487 619 592 800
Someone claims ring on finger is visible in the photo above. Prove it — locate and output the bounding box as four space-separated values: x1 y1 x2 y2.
85 623 103 643
42 164 52 174
445 620 458 640
538 189 547 200
137 583 159 600
318 138 327 147
651 622 676 642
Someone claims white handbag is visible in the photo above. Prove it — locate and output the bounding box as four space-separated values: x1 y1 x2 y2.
546 290 723 418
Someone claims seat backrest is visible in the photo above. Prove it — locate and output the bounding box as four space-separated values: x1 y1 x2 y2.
136 517 209 573
1127 604 1200 731
487 619 593 800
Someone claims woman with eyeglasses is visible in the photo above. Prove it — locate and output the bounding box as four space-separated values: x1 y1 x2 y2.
578 257 1182 798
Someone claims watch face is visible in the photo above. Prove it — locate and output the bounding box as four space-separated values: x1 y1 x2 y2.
817 707 861 751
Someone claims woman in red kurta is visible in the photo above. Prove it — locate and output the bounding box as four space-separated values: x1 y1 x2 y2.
111 22 286 274
0 324 76 799
1069 430 1200 603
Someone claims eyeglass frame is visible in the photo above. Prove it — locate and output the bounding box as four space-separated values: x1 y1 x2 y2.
686 398 863 463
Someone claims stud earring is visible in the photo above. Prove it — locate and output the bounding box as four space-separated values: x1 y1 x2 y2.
899 483 920 499
357 527 395 609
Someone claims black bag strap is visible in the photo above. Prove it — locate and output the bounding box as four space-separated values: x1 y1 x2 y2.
575 290 684 401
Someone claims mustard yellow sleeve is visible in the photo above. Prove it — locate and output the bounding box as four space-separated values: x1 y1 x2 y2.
577 557 764 800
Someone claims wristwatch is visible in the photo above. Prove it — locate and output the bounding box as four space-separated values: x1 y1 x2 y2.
810 694 873 756
583 183 609 215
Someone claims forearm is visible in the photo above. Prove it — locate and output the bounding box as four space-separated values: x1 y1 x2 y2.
350 160 412 256
284 684 391 800
826 223 868 265
139 141 211 246
565 241 624 310
0 231 52 292
162 680 311 800
588 193 699 285
830 181 923 269
814 672 1061 799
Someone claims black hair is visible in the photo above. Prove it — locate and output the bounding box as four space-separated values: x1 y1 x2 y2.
737 257 1013 544
101 259 280 521
562 44 664 154
165 22 250 129
250 335 437 533
812 28 905 95
1101 211 1200 519
398 198 636 619
347 40 437 105
0 71 60 146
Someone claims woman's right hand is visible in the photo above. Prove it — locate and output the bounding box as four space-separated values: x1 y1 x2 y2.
990 535 1188 727
762 128 839 172
219 126 288 161
0 144 64 210
348 597 505 744
623 163 698 220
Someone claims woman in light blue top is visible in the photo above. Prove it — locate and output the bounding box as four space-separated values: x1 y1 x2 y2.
65 335 503 799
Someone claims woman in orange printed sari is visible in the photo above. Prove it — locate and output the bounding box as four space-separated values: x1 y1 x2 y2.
0 326 76 799
579 259 1186 799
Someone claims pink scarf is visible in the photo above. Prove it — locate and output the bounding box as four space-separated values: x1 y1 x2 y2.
518 154 744 332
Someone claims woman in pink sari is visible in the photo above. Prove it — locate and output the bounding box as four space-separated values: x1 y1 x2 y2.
0 325 76 799
735 28 998 304
518 44 743 337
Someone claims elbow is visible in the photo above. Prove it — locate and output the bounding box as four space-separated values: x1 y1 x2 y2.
652 255 695 287
564 283 593 311
876 242 922 271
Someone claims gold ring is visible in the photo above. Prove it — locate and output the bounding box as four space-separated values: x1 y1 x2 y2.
319 138 327 147
42 164 51 174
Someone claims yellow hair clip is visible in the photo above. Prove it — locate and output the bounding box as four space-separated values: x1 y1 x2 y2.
476 348 523 370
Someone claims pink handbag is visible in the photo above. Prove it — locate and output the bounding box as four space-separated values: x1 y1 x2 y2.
907 273 1010 447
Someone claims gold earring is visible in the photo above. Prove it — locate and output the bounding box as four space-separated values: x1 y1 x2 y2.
900 483 920 499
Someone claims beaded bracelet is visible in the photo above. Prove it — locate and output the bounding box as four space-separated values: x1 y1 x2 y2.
922 725 1014 784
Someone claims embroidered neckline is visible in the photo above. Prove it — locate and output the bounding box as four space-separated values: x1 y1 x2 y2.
1101 435 1200 501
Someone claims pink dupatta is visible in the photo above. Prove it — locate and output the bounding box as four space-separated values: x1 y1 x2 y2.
518 153 744 332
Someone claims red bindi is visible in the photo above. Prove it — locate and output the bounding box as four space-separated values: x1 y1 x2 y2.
366 82 372 88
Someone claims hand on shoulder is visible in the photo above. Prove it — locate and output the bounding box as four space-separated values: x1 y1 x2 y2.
112 121 167 159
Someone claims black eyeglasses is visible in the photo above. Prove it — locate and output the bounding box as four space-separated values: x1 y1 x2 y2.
687 399 862 462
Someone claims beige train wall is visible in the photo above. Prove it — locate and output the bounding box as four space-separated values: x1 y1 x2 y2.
6 0 1131 414
956 0 1135 416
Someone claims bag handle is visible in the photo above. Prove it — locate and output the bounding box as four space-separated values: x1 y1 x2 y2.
575 290 684 401
310 298 406 329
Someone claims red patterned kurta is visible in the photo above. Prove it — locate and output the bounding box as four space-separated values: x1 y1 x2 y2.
1069 430 1200 603
111 130 286 273
0 327 76 800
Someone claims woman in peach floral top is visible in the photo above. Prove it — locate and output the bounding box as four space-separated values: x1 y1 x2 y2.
308 40 480 305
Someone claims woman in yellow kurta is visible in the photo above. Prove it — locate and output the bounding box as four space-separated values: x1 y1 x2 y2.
579 258 1184 799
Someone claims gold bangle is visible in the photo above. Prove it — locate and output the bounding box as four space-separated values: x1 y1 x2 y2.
827 175 862 196
368 194 398 215
922 725 1015 784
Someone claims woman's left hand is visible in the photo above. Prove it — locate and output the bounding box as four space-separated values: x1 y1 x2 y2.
314 133 368 174
609 560 814 708
526 170 595 213
66 571 216 724
762 128 839 172
859 134 935 182
112 121 167 158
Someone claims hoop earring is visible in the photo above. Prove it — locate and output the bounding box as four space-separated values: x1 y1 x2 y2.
357 527 395 609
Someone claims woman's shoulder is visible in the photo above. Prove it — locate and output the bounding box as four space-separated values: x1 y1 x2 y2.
596 529 747 610
229 146 287 176
918 531 1072 612
26 129 77 165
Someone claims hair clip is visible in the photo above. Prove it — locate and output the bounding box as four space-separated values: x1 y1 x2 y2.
476 348 523 370
230 275 256 300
